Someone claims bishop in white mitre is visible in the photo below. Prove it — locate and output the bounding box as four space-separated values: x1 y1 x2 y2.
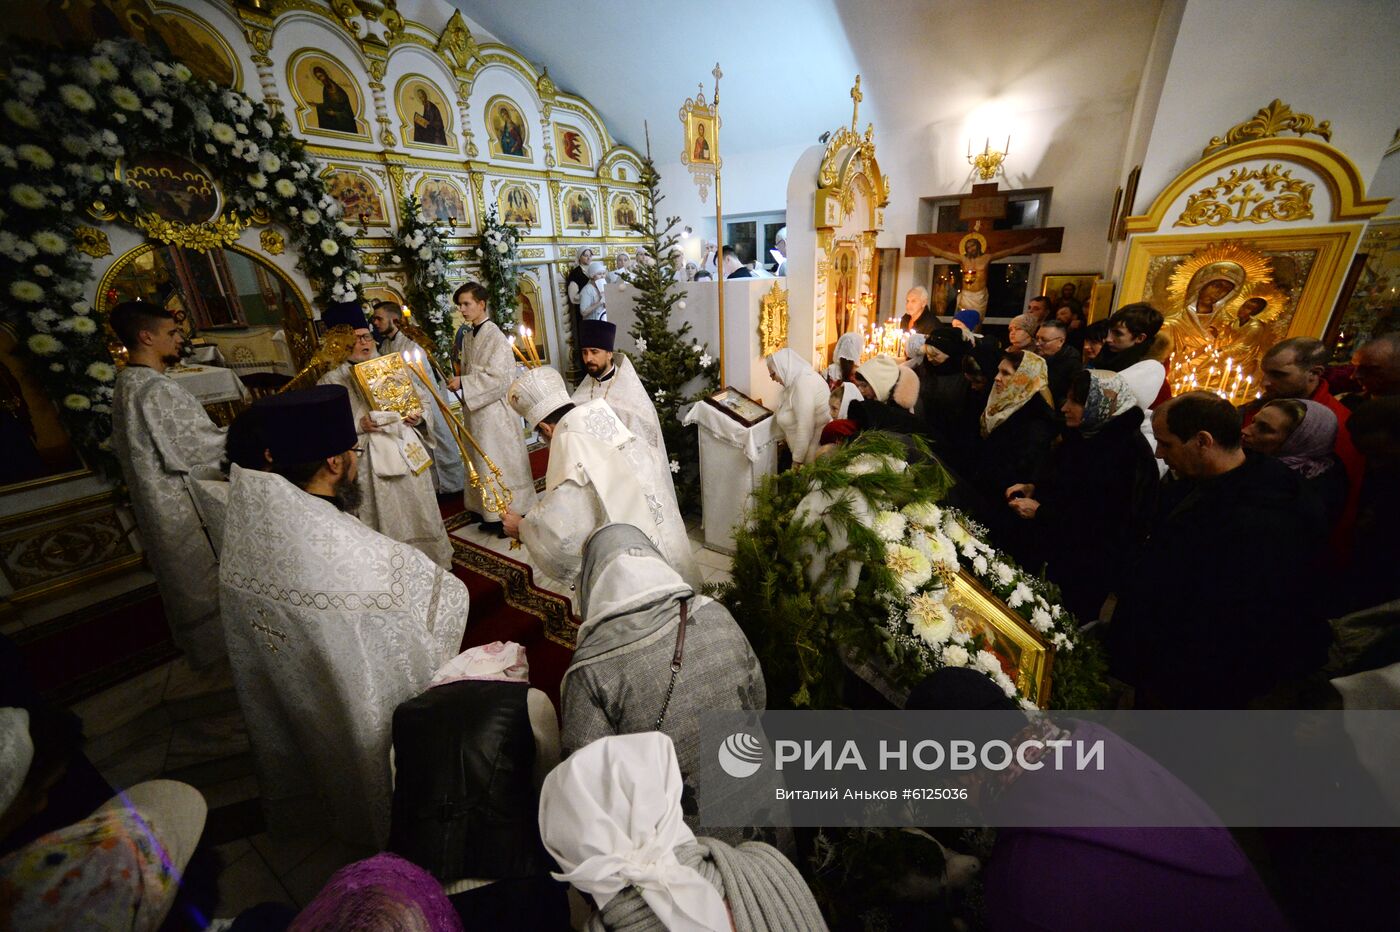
219 385 469 846
109 300 228 670
445 283 537 532
369 300 466 496
503 366 699 587
317 301 453 569
570 319 686 525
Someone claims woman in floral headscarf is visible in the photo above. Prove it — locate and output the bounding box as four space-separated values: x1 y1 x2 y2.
1003 369 1159 621
972 351 1058 502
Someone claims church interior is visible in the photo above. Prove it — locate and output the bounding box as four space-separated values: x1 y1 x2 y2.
2 0 1399 928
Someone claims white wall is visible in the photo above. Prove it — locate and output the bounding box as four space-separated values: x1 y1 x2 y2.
1136 0 1400 218
655 142 814 265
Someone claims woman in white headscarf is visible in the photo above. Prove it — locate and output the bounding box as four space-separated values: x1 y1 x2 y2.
825 331 863 385
766 348 831 467
539 732 828 932
560 524 765 843
580 261 609 321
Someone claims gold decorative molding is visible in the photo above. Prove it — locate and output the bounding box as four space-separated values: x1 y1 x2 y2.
1175 163 1313 227
814 76 889 234
132 211 253 251
380 0 406 45
260 228 286 255
759 282 789 357
1202 100 1332 159
519 247 546 258
1126 139 1390 235
73 226 111 258
436 10 478 71
536 67 557 101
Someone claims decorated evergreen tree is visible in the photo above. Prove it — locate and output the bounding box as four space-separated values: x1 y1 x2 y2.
625 158 720 512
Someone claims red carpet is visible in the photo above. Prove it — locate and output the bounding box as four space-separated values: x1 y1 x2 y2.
443 443 578 712
15 584 178 705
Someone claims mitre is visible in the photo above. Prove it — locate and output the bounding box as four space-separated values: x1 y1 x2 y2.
508 365 571 427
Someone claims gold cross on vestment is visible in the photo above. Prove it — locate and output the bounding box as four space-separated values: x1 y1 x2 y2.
849 75 863 132
251 607 288 654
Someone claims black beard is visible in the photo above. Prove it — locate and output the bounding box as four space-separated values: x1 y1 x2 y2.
331 470 364 514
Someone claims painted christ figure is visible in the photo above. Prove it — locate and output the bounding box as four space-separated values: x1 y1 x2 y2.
311 65 357 135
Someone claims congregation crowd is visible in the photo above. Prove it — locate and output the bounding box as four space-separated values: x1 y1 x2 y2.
2 276 1399 930
784 289 1400 710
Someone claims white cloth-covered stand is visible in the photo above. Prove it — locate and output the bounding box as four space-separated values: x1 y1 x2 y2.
683 402 778 554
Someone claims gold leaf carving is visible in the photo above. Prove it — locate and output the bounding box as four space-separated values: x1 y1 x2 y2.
1201 100 1332 158
133 212 252 251
74 226 111 258
260 228 285 255
436 10 478 70
759 282 789 357
1175 163 1314 227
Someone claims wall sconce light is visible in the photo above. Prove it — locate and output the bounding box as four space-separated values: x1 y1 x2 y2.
357 212 370 235
445 214 457 231
681 225 693 239
967 136 1010 181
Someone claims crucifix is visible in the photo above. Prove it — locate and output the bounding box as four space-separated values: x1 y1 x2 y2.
905 183 1063 319
849 75 862 132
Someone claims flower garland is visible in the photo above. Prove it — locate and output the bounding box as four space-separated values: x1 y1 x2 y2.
720 434 1108 710
0 39 364 469
872 492 1075 707
390 194 455 359
475 205 520 335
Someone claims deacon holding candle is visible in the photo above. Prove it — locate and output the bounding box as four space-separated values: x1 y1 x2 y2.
446 282 537 535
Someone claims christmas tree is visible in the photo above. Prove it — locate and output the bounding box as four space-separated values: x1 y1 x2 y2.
625 157 720 512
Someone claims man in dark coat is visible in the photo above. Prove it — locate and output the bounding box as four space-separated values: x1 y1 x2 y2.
1035 319 1082 407
1109 392 1327 708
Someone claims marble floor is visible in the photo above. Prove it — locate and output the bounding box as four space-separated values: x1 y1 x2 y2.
74 521 732 918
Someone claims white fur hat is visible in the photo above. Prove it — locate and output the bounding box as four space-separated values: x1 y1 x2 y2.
508 366 572 427
856 354 900 403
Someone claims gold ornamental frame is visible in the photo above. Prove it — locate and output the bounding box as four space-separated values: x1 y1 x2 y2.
946 569 1054 708
1121 228 1364 346
758 282 789 357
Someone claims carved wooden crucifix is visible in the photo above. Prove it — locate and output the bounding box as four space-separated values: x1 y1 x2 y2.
905 183 1064 316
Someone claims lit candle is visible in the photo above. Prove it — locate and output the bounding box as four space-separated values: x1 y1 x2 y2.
508 335 529 365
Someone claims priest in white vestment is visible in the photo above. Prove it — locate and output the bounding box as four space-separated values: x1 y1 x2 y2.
109 301 228 670
316 302 453 569
370 300 466 496
570 320 684 517
219 385 469 847
503 366 698 587
445 282 537 533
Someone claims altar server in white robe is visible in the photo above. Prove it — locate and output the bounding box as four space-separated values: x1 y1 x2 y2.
370 300 466 496
502 366 699 588
767 347 832 466
219 385 469 847
317 301 453 569
570 319 682 514
110 300 228 670
445 282 537 535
